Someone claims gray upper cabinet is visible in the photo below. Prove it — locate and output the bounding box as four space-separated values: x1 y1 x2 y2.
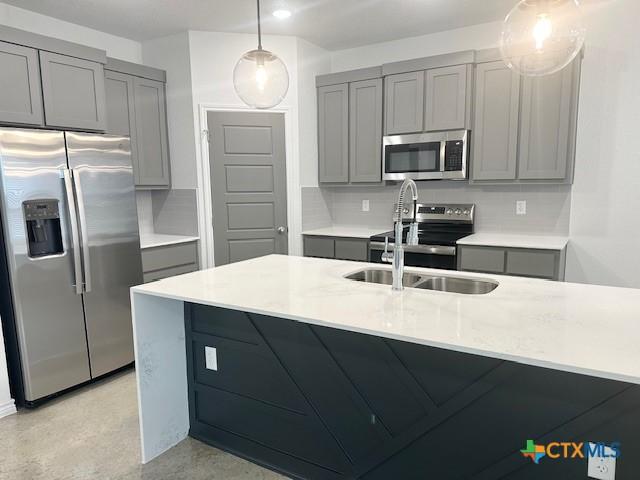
384 71 424 135
39 51 106 131
471 61 520 181
133 77 170 188
518 59 579 180
105 70 139 182
349 78 383 183
424 64 470 131
318 83 349 183
472 55 581 184
0 41 43 126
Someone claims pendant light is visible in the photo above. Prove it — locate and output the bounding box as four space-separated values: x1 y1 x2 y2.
500 0 586 77
233 0 290 109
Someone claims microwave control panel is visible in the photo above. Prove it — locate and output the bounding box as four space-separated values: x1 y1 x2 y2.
444 140 465 171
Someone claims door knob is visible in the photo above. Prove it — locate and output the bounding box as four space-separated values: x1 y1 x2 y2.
277 226 287 234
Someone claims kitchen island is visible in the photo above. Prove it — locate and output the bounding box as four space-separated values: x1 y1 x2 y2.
130 255 640 478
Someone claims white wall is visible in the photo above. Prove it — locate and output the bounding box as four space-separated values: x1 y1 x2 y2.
330 21 501 71
565 0 640 288
142 32 198 190
297 38 331 187
0 2 142 62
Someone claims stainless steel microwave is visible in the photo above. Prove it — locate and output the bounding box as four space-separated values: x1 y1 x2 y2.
382 130 469 181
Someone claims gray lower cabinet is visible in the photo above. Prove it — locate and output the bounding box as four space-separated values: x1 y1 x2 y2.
458 245 566 281
0 41 43 126
471 61 520 181
303 235 368 262
471 57 581 184
142 241 199 282
133 77 171 188
349 78 383 183
105 70 139 179
39 51 106 131
384 71 424 135
318 84 349 183
424 64 471 131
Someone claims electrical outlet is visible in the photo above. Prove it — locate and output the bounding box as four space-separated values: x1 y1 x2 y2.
205 346 218 371
516 200 527 215
587 443 616 480
362 199 370 212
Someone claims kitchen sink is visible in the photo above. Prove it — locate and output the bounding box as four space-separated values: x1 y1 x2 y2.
413 276 498 295
344 269 498 295
345 269 424 287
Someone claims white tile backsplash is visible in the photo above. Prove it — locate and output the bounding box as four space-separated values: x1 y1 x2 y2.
301 187 334 231
302 183 572 235
136 190 154 235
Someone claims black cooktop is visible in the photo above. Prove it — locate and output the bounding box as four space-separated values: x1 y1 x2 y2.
370 225 472 247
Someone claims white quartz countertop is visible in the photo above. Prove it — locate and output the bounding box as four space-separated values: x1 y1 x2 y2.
302 226 387 239
139 233 199 249
131 255 640 385
457 233 569 250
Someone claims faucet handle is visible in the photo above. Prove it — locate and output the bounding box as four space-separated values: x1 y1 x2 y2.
381 236 393 263
407 222 419 246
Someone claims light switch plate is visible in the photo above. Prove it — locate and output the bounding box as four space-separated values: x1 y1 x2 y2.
362 200 370 212
205 346 218 371
516 200 527 216
587 443 616 480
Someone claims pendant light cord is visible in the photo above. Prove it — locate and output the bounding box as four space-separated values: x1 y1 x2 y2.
256 0 263 50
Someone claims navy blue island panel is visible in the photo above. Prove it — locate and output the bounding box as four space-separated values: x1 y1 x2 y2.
184 303 640 480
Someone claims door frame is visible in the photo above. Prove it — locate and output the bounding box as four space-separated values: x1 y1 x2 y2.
197 103 299 268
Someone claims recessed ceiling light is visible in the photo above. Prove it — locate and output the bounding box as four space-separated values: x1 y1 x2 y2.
272 9 292 20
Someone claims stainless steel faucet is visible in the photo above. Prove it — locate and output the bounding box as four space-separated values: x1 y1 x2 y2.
381 179 419 290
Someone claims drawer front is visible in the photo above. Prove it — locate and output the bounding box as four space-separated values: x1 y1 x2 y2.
458 246 506 273
506 249 557 279
303 236 335 258
193 386 350 473
142 241 198 272
142 263 197 282
334 238 369 261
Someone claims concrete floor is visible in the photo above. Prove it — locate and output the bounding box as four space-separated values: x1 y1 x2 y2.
0 369 287 479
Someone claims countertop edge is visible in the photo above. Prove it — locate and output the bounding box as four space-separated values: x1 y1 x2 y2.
457 234 569 251
140 236 200 250
130 286 639 386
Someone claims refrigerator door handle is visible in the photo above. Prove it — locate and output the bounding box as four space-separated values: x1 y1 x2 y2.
62 169 83 295
71 169 92 293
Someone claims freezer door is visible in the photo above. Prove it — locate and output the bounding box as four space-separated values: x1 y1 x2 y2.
65 132 142 377
0 128 91 401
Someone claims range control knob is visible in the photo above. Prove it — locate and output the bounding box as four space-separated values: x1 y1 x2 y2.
455 209 462 215
446 209 453 215
463 209 470 216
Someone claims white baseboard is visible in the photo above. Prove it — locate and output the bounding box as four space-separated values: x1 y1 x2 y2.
0 399 16 418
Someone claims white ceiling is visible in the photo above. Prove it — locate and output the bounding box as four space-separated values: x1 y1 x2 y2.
4 0 516 51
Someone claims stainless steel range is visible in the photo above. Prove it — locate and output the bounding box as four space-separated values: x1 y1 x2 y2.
369 203 475 270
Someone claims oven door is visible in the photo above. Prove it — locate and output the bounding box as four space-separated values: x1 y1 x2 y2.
369 242 457 270
383 134 444 181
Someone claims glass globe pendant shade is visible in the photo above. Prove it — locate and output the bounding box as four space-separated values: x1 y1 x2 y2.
233 48 289 109
500 0 586 77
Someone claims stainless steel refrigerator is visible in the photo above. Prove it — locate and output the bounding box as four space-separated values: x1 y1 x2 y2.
0 128 142 404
